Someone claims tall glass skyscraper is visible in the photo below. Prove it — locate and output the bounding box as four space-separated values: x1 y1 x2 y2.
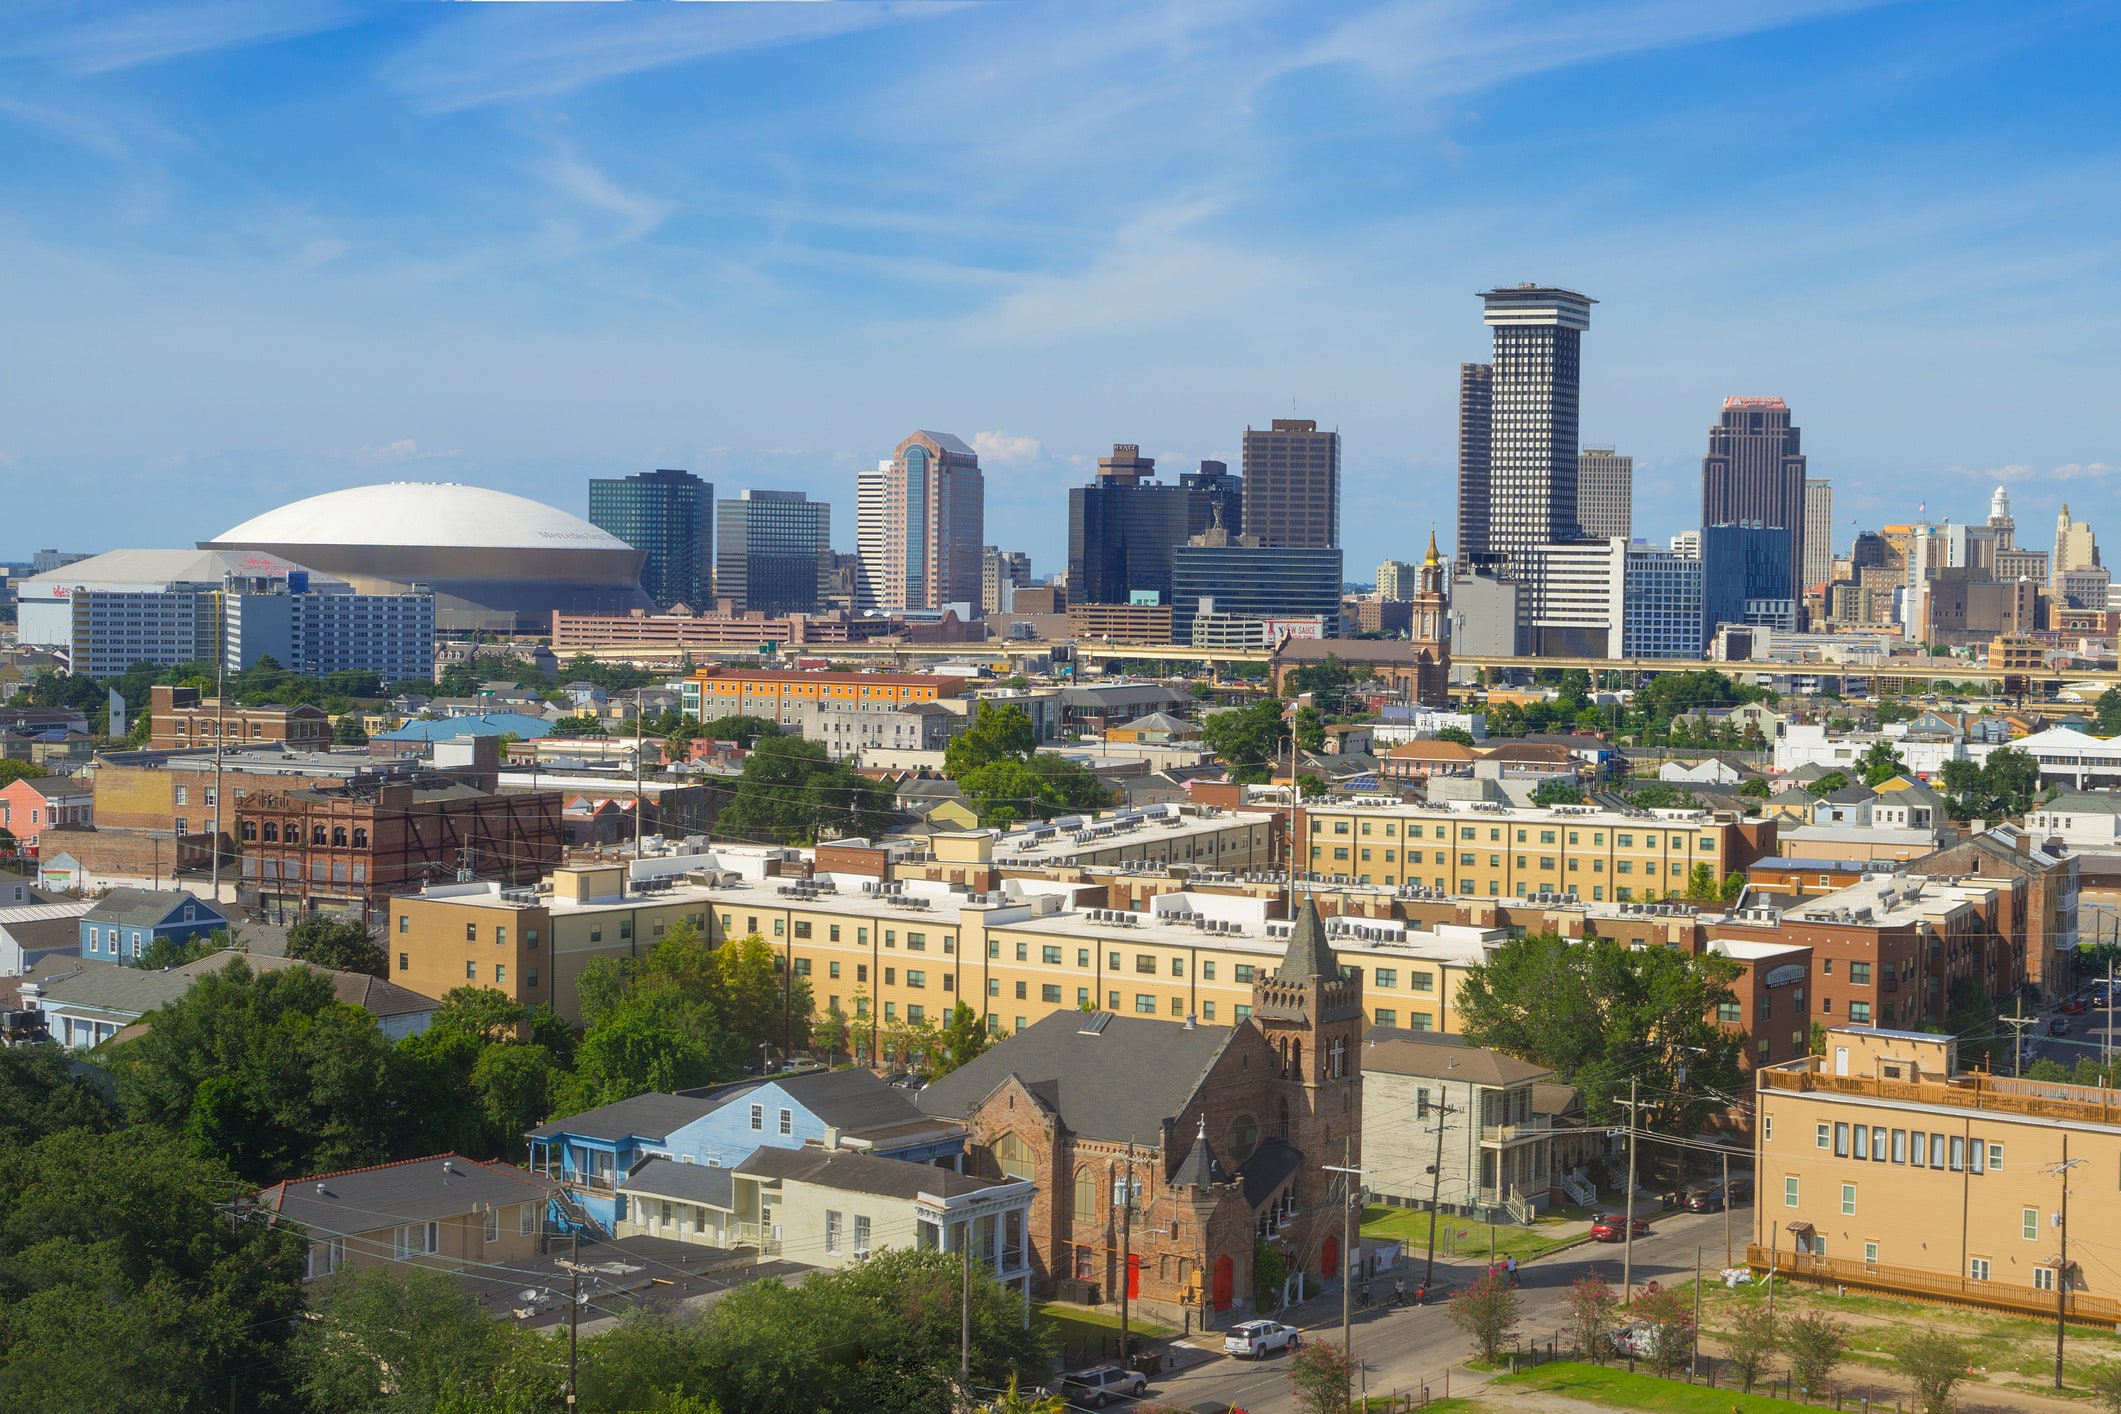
855 431 984 612
1701 397 1808 607
1459 286 1594 570
716 490 830 616
588 468 713 609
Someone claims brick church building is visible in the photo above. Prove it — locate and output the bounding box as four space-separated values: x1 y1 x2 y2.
919 899 1365 1328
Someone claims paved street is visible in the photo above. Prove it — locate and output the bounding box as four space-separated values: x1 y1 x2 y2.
1128 1206 1742 1414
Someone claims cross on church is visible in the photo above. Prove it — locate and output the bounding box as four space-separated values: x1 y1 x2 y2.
1328 1038 1346 1080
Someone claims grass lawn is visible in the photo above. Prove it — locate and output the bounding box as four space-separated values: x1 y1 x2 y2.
1359 1205 1583 1262
1031 1302 1173 1363
1493 1362 1828 1414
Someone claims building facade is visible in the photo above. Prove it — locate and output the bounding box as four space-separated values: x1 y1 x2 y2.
1702 522 1796 638
715 490 830 617
1576 448 1633 543
1170 542 1343 646
1701 398 1808 609
680 668 962 727
1623 548 1707 658
857 431 986 613
223 579 435 683
1240 420 1340 550
1361 1029 1557 1220
1803 479 1834 595
150 685 331 752
588 468 715 609
1455 363 1495 563
1470 285 1594 569
1067 445 1195 607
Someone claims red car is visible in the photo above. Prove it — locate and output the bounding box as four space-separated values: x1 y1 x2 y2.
1589 1213 1651 1242
2062 999 2091 1016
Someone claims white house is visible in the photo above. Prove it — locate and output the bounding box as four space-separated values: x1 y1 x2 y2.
1660 756 1746 785
2026 792 2121 849
2012 727 2121 790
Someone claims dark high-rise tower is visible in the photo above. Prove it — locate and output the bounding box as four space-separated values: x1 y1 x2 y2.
1068 444 1192 606
715 490 830 616
1240 419 1339 548
1455 363 1493 561
1471 285 1594 569
1179 459 1243 539
1701 397 1807 602
588 468 713 609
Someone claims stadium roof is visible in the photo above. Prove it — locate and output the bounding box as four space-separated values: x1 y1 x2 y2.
208 483 631 552
18 548 326 593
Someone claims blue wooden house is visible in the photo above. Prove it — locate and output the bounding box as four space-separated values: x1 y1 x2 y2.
528 1068 965 1232
80 888 229 962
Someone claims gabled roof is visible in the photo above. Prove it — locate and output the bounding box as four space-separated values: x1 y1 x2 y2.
917 1010 1233 1148
619 1156 735 1209
1386 740 1477 762
1170 1118 1226 1189
11 776 92 800
677 1067 933 1140
527 1092 716 1142
2036 791 2121 817
81 888 222 929
734 1144 1004 1200
1237 1137 1303 1209
261 1154 554 1234
1360 1025 1553 1087
1274 898 1337 983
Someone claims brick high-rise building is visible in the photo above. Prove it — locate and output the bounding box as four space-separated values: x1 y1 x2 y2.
1240 419 1339 549
855 431 985 613
1700 397 1807 608
588 468 713 609
1576 447 1633 542
1465 286 1594 569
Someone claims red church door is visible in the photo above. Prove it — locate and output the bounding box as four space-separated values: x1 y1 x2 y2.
1212 1256 1234 1312
1321 1234 1340 1282
1127 1253 1141 1300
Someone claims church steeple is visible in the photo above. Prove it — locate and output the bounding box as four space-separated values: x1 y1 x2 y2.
1275 897 1338 982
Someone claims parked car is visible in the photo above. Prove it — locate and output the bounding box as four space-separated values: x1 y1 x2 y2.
1061 1366 1149 1407
1681 1188 1725 1213
1609 1322 1670 1360
2050 1017 2071 1036
1589 1213 1651 1242
1222 1320 1301 1359
1724 1177 1754 1203
2062 999 2091 1016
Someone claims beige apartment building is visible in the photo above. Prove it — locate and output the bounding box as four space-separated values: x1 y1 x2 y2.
1299 800 1775 903
388 863 719 1021
1754 1026 2121 1322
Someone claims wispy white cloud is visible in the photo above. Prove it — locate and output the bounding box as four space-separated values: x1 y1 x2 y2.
972 431 1041 464
8 0 356 75
0 95 128 157
383 2 962 114
543 149 671 246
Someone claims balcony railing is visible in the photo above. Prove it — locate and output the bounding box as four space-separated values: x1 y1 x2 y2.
1759 1067 2121 1125
1750 1245 2116 1325
1480 1118 1551 1144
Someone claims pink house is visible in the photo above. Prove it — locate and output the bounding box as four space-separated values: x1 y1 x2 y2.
0 776 93 854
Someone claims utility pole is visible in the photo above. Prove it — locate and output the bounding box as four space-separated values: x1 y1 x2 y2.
559 1233 584 1410
211 652 226 904
2003 1001 2038 1076
1621 1078 1640 1304
2106 955 2115 1071
1421 1097 1458 1289
1767 1220 1777 1324
1694 1246 1703 1379
1325 1140 1365 1356
633 687 646 862
1118 1142 1135 1367
961 1224 972 1388
2049 1139 2086 1389
1722 1150 1732 1269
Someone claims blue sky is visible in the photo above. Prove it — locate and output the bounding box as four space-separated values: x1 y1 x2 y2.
2 0 2119 578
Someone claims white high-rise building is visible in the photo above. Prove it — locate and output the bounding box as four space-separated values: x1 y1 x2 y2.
1576 449 1632 542
1803 479 1834 592
1375 559 1419 601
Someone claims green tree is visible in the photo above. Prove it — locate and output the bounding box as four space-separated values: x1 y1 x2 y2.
2095 687 2121 737
1720 871 1746 902
295 1265 565 1414
1287 1339 1360 1414
1858 739 1904 787
1449 1267 1521 1363
1683 863 1719 901
0 1043 119 1148
1738 775 1772 799
0 759 48 789
932 1001 992 1077
115 959 401 1183
716 736 895 844
1724 1303 1777 1392
0 1128 306 1413
1283 653 1359 699
813 1003 851 1067
286 915 387 978
1805 770 1851 797
1531 776 1584 806
1565 1272 1619 1362
1630 1281 1695 1377
1433 726 1476 746
1200 699 1289 784
429 985 531 1042
1292 705 1325 752
1781 1309 1846 1396
333 714 370 746
944 702 1041 777
554 1003 715 1116
699 713 781 747
957 754 1113 827
549 714 607 738
133 928 229 970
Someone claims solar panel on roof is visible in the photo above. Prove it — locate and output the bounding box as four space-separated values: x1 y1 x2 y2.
1077 1012 1113 1035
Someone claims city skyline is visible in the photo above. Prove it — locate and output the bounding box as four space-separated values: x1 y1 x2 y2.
3 3 2120 574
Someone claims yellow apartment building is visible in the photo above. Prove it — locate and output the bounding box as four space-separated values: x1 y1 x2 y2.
1299 800 1774 903
681 668 962 726
388 863 720 1021
1754 1025 2121 1322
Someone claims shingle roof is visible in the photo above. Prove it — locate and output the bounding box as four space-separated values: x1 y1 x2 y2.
620 1156 735 1209
165 954 438 1019
81 888 222 929
528 1092 716 1142
36 966 192 1019
1237 1137 1303 1209
734 1145 1005 1201
1170 1118 1226 1189
676 1067 933 1140
262 1154 555 1233
1274 898 1337 983
917 1010 1233 1147
1361 1026 1553 1087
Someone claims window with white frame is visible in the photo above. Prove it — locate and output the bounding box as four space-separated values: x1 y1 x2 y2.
393 1222 438 1259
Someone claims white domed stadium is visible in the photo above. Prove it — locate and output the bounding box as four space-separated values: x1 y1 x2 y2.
202 482 655 632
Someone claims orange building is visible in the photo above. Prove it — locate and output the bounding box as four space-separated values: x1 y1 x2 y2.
681 669 963 726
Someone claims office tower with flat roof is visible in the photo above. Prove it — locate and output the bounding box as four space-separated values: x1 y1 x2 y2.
1455 363 1494 561
1803 479 1834 593
2056 504 2101 573
855 430 985 612
1240 419 1339 548
1376 559 1419 601
1179 459 1243 539
1577 447 1633 542
1700 397 1807 604
1701 522 1795 638
980 547 1032 616
1470 285 1594 568
588 468 714 609
1623 548 1706 659
715 490 830 617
